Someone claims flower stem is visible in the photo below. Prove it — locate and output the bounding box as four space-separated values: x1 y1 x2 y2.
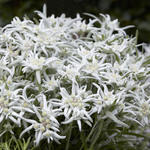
65 123 73 150
89 119 104 150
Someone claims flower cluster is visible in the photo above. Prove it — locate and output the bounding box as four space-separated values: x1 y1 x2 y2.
0 4 150 146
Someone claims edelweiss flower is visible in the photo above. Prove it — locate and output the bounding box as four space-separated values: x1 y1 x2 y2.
82 55 111 80
22 52 57 84
0 86 23 126
43 73 59 91
127 90 150 126
100 68 126 85
52 82 93 131
20 94 65 145
93 83 124 107
58 64 81 82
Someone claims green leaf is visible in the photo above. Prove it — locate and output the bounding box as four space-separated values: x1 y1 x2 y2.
142 56 150 67
89 119 104 150
106 111 129 128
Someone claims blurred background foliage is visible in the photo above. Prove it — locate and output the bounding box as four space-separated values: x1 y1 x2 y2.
0 0 150 43
0 0 45 25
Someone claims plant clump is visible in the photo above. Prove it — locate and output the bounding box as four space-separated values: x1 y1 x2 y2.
0 4 150 149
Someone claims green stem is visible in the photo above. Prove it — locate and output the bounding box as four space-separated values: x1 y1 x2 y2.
80 131 87 150
80 119 99 150
65 123 73 150
89 119 104 150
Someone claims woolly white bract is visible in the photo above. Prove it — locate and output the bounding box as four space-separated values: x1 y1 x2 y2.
0 4 150 146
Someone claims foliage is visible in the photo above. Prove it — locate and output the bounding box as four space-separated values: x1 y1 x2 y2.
0 0 45 26
0 137 32 150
